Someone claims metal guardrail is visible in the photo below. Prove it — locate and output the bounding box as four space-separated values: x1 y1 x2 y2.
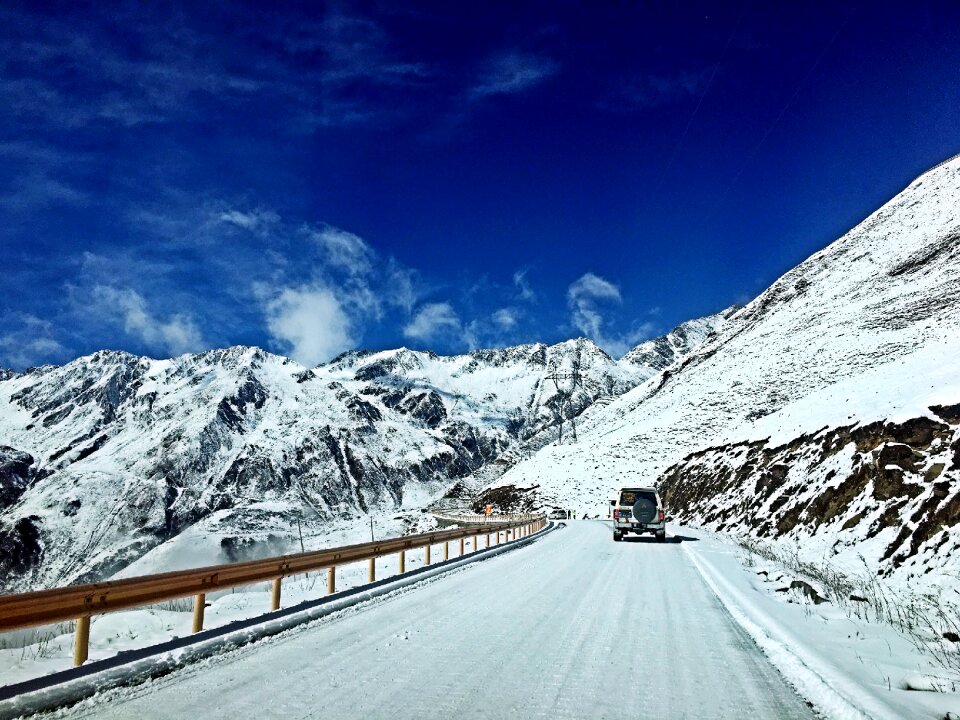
431 511 542 524
0 513 547 667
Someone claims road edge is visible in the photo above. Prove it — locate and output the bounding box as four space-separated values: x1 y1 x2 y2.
682 540 900 720
0 522 561 719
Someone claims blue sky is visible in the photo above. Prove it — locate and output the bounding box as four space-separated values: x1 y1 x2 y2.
1 1 959 368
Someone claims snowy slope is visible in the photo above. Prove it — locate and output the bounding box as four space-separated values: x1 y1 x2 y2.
0 322 725 591
485 154 960 586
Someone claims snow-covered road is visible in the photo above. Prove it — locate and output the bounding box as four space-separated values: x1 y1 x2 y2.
65 521 814 719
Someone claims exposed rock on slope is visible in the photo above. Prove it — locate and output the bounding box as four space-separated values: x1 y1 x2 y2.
659 408 960 581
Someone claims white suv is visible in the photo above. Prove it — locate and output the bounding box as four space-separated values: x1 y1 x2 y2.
612 487 666 542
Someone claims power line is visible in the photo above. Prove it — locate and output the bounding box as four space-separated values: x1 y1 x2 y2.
695 5 857 232
646 1 749 210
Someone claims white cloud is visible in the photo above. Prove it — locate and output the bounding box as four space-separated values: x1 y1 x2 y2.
492 308 518 330
567 272 630 354
92 286 205 356
264 285 354 366
470 52 559 98
217 208 280 234
403 303 462 342
1 171 87 210
568 272 622 335
513 269 536 301
385 260 419 314
0 314 67 369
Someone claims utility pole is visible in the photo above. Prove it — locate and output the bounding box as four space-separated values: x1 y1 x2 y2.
545 349 584 445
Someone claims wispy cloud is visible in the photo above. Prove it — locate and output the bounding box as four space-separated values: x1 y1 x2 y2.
312 226 376 276
469 51 559 99
567 272 643 356
0 8 267 130
513 269 536 302
0 313 67 369
218 208 280 235
281 9 436 128
403 302 463 343
492 307 519 330
0 5 437 134
90 286 205 356
0 171 88 210
600 70 708 111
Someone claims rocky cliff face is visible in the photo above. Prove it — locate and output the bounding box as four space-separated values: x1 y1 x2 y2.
0 324 726 591
658 406 960 584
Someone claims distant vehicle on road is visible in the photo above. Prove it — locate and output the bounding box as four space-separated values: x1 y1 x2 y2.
548 509 567 520
612 487 666 542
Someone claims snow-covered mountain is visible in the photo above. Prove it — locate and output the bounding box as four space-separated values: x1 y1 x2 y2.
483 154 960 588
0 320 728 591
620 306 740 371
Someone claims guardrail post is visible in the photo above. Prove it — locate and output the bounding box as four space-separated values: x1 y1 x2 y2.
327 566 336 595
74 616 90 667
459 537 465 556
443 541 449 561
271 578 282 610
486 532 490 548
192 593 206 633
399 549 406 574
368 557 376 583
425 544 431 566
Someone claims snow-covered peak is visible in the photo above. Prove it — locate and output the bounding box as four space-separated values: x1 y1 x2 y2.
620 306 740 373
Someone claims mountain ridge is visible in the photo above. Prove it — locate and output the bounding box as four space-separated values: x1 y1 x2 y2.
0 315 729 591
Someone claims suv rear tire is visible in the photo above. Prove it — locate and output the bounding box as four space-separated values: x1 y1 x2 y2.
655 531 666 543
613 531 623 542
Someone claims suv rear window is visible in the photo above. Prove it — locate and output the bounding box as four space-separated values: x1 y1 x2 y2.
620 490 656 506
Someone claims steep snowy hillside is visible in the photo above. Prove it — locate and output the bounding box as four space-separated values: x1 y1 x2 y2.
0 322 727 592
484 154 960 585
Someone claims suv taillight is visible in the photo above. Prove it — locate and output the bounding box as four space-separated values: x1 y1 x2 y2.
658 509 664 522
613 509 620 519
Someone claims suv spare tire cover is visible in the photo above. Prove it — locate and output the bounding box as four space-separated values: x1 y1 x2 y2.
632 496 657 524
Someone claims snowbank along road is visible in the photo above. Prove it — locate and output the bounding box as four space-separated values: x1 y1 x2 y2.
63 521 815 720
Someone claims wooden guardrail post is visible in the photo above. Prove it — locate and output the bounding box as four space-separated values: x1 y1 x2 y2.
73 616 90 666
271 578 282 610
486 532 490 548
327 567 336 595
459 537 465 556
192 593 206 633
399 549 406 574
424 544 431 566
368 557 376 582
443 541 449 561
